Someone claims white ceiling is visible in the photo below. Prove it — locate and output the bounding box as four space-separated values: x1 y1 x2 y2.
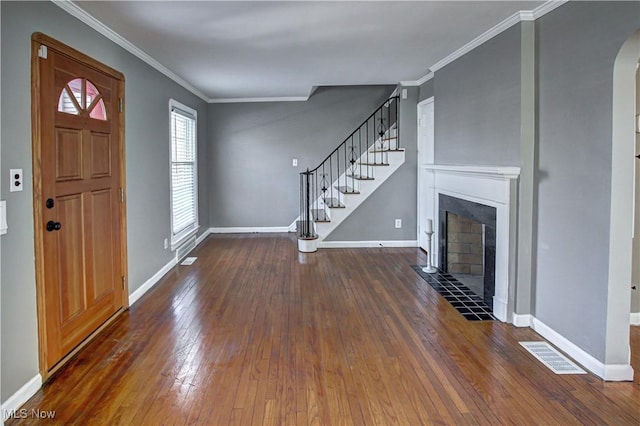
72 1 546 102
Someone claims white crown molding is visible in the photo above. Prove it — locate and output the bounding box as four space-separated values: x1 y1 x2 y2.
208 96 310 104
430 10 522 73
51 0 209 102
413 0 569 82
400 72 434 87
54 0 570 103
532 0 569 20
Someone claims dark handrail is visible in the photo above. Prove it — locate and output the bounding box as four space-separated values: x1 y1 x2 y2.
307 96 399 174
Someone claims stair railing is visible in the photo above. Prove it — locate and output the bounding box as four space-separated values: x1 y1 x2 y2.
297 95 399 239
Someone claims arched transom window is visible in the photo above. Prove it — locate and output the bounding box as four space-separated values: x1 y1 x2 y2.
57 78 107 121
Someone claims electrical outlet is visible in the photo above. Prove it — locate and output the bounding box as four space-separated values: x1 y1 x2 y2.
292 158 298 167
395 219 402 228
164 238 168 250
10 169 23 192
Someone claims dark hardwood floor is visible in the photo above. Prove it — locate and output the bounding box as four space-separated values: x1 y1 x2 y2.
8 234 640 425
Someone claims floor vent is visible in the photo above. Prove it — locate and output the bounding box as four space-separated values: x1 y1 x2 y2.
181 257 197 266
519 341 586 375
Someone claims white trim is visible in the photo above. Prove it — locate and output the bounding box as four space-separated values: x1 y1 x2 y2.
128 257 177 306
423 164 521 179
531 317 634 381
411 1 568 83
129 229 210 306
430 11 522 73
400 72 434 87
51 0 208 102
531 0 569 20
209 226 290 234
169 99 199 251
512 313 533 328
318 240 418 249
208 96 309 104
196 228 211 246
631 312 640 326
1 375 43 421
422 164 520 322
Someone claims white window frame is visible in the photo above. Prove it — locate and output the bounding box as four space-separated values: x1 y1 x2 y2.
169 99 199 250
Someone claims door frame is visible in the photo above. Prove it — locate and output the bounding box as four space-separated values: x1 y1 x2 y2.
417 97 434 252
605 28 639 380
31 32 128 379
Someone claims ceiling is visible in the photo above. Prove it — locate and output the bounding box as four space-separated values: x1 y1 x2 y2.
72 1 546 102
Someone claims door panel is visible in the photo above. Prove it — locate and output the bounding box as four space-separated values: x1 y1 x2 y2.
89 189 116 300
55 128 83 181
56 194 86 322
90 133 112 178
34 34 126 374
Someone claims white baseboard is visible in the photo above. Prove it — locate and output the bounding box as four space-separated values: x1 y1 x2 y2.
512 313 532 327
631 312 640 326
196 228 211 245
530 317 633 381
1 374 42 421
128 257 177 306
129 228 212 306
318 240 419 249
209 226 290 234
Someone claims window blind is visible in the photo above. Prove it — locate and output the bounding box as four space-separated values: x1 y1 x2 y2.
170 102 198 244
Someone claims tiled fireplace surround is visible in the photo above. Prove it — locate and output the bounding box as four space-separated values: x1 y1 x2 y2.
421 165 520 322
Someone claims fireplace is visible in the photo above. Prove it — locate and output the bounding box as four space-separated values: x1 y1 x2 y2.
420 164 520 322
438 194 496 307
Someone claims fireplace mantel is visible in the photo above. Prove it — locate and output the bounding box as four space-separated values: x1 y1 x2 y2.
421 164 521 179
419 164 520 322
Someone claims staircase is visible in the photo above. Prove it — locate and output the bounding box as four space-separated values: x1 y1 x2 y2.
295 95 404 252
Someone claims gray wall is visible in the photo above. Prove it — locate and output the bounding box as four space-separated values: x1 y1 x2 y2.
418 79 434 103
327 85 418 242
434 24 522 167
1 1 209 401
207 86 394 228
535 1 640 360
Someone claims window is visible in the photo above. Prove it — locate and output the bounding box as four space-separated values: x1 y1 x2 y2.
169 99 198 249
58 78 107 120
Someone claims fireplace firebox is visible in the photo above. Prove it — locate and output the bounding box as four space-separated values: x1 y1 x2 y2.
438 194 496 307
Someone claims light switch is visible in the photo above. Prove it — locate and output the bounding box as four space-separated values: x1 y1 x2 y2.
292 158 298 167
10 169 23 192
402 89 408 99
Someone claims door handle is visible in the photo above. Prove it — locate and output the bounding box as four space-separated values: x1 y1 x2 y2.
46 221 62 232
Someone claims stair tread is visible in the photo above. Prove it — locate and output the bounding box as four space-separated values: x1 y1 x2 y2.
372 148 405 152
359 162 390 166
323 198 345 208
311 209 330 222
336 186 360 194
346 174 375 181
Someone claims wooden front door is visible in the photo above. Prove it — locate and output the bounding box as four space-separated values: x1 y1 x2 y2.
32 33 128 375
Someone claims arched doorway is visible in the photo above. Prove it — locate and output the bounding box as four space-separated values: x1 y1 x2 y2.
605 28 640 380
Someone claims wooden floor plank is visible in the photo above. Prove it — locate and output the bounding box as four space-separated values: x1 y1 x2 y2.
7 233 639 425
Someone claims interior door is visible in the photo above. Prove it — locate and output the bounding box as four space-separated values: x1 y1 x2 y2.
34 35 126 373
633 65 640 297
417 98 434 252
